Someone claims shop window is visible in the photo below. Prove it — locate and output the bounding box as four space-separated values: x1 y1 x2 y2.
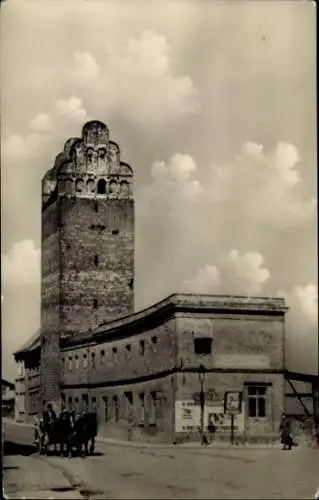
103 396 108 422
194 337 212 355
124 391 133 406
139 340 145 356
138 393 145 427
82 394 89 411
74 397 79 412
149 391 157 427
247 385 267 418
113 395 119 422
91 396 97 412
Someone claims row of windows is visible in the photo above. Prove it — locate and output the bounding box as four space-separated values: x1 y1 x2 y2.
59 178 130 197
63 390 157 426
62 336 158 372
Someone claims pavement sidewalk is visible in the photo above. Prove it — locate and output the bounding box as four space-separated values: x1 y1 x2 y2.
5 418 315 451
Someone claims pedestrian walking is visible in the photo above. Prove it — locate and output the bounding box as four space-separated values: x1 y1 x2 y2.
207 415 216 444
279 413 296 450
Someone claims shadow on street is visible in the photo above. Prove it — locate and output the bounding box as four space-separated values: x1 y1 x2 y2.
3 440 37 457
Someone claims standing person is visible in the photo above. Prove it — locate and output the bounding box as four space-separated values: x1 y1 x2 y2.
59 406 72 456
46 403 57 454
280 413 294 450
207 414 216 444
33 416 41 450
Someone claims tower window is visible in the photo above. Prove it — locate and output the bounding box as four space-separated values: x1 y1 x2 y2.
126 344 131 352
87 179 95 194
129 278 134 289
94 201 99 213
87 148 93 162
112 347 118 355
94 255 99 266
112 229 119 235
151 336 157 344
98 147 106 159
76 178 84 192
97 179 106 195
93 299 98 308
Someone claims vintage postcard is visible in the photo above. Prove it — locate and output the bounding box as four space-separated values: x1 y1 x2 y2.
1 1 318 499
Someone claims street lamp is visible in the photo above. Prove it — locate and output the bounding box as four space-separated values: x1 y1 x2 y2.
198 364 206 445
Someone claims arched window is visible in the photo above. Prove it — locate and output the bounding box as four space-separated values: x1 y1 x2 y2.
97 179 106 195
98 147 106 160
87 179 95 194
76 178 84 193
109 180 117 195
120 180 129 197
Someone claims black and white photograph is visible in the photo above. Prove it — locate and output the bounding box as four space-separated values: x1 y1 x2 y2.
1 1 318 499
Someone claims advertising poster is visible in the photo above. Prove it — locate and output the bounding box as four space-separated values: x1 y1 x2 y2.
175 398 244 433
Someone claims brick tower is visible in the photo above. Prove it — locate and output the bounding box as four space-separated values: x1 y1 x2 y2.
40 120 134 411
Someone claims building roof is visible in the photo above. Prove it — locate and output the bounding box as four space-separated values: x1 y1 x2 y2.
2 378 14 390
13 330 41 358
13 294 288 354
65 293 288 348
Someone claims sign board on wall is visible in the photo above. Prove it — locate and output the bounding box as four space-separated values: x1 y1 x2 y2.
175 399 245 433
224 391 243 414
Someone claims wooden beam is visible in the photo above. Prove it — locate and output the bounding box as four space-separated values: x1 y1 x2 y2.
286 378 312 417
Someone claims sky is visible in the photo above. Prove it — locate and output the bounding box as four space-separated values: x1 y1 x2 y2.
1 0 317 382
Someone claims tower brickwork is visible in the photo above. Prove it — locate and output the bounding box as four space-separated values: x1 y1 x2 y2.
40 120 135 410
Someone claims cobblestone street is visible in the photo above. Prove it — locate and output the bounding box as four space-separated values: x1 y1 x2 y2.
3 420 319 499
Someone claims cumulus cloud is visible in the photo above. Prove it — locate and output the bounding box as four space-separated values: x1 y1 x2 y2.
56 96 87 122
183 249 270 295
206 141 315 227
73 52 100 80
70 30 198 125
4 132 52 161
149 153 203 203
29 112 52 132
2 240 40 287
